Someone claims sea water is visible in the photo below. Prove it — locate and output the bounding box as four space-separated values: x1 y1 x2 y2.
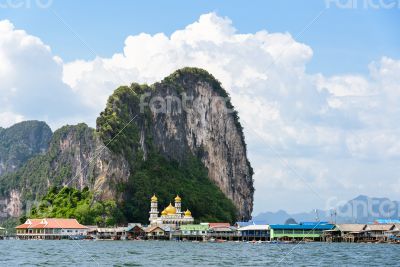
1 240 399 266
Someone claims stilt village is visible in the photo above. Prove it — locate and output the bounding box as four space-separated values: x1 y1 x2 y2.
4 195 400 244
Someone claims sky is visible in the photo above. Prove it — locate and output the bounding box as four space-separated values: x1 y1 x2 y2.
0 0 400 215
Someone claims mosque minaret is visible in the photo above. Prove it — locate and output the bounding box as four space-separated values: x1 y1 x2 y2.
149 194 159 221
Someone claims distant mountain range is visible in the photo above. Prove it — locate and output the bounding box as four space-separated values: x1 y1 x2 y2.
253 195 400 224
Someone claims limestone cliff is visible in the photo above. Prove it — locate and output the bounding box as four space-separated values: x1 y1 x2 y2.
47 124 130 201
0 68 254 222
0 121 52 176
98 68 254 220
0 123 129 218
150 70 253 218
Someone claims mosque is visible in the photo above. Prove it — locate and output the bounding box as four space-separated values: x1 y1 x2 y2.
149 194 194 227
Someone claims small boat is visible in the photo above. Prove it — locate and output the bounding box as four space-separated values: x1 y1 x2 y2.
69 235 86 240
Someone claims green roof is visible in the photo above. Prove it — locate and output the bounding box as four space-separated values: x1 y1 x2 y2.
180 224 209 231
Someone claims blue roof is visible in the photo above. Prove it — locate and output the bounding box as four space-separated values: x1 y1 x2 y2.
375 219 400 224
270 222 334 230
300 221 329 226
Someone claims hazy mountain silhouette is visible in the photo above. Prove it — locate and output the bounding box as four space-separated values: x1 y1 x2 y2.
253 195 400 224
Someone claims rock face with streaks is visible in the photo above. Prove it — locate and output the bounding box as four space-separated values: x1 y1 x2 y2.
97 68 254 220
0 68 254 221
0 123 130 218
148 70 254 219
46 124 130 201
0 121 52 176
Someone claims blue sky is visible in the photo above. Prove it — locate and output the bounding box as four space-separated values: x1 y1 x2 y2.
2 0 399 75
1 0 400 215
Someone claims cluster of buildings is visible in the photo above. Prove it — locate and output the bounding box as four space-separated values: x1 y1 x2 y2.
12 195 400 243
323 220 400 243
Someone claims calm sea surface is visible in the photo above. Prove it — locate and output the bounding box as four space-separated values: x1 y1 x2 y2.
1 240 399 266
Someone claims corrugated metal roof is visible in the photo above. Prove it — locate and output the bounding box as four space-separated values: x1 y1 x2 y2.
125 224 144 232
270 223 334 230
238 225 269 231
15 218 87 229
209 223 230 228
210 227 234 232
365 224 395 231
375 219 400 224
180 224 209 231
336 224 366 232
97 227 125 233
300 221 329 226
145 226 165 233
235 221 267 227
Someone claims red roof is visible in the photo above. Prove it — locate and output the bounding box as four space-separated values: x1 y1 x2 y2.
15 219 41 229
15 218 87 229
209 223 231 228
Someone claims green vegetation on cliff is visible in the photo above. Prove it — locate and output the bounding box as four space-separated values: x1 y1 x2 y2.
97 84 145 162
0 68 252 225
29 186 123 226
0 121 52 175
97 70 239 223
123 152 237 223
0 123 94 204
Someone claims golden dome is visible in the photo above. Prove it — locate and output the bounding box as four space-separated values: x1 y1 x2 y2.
184 209 192 217
161 209 167 216
151 194 158 202
165 203 176 215
174 195 181 202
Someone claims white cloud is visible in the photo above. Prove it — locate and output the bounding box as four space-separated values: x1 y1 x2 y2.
0 111 24 128
63 13 315 111
0 20 88 129
2 13 400 214
319 75 373 97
